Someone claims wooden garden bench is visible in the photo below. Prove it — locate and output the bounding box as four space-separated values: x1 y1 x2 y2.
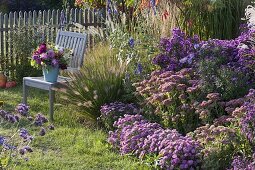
23 30 87 121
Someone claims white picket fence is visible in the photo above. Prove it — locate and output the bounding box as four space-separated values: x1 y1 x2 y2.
0 8 105 77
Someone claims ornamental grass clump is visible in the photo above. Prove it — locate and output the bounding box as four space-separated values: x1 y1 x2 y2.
62 43 127 120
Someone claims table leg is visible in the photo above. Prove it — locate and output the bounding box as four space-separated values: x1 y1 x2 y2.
49 89 55 122
23 79 28 104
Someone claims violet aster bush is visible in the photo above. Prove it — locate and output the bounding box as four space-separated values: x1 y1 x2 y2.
158 136 201 169
118 121 162 155
138 28 255 132
229 154 255 170
99 102 139 130
0 103 53 169
108 114 146 148
237 89 255 145
152 28 199 70
108 114 202 169
196 36 254 101
138 128 181 159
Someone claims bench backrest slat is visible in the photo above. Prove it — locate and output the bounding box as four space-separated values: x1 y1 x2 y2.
55 30 87 68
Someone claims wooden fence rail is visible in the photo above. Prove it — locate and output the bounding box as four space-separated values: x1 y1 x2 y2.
0 8 106 78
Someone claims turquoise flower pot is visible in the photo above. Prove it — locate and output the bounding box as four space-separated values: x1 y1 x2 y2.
43 67 59 83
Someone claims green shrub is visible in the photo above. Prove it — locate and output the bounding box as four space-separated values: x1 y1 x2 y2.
61 43 127 120
175 0 250 39
9 23 45 82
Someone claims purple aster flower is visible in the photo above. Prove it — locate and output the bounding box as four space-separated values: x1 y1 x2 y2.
240 103 255 143
23 146 33 153
48 124 55 130
128 38 135 48
100 102 139 130
19 128 33 141
19 148 26 155
0 136 5 146
134 63 143 75
39 127 46 136
15 103 29 116
34 113 48 126
0 110 19 123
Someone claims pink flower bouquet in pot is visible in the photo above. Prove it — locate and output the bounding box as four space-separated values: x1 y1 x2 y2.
31 43 71 82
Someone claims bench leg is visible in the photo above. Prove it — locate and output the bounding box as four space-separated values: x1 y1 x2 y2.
23 79 28 104
49 89 55 122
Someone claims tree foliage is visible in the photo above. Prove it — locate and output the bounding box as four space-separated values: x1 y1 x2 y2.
0 0 75 13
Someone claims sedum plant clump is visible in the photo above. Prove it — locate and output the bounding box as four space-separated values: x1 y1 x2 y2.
133 67 201 134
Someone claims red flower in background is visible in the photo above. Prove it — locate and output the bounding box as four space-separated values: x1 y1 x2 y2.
140 0 160 10
162 10 169 21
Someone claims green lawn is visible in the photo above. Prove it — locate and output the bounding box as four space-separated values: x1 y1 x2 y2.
0 86 150 170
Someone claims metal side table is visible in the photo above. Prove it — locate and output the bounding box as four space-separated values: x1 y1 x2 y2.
23 76 70 121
